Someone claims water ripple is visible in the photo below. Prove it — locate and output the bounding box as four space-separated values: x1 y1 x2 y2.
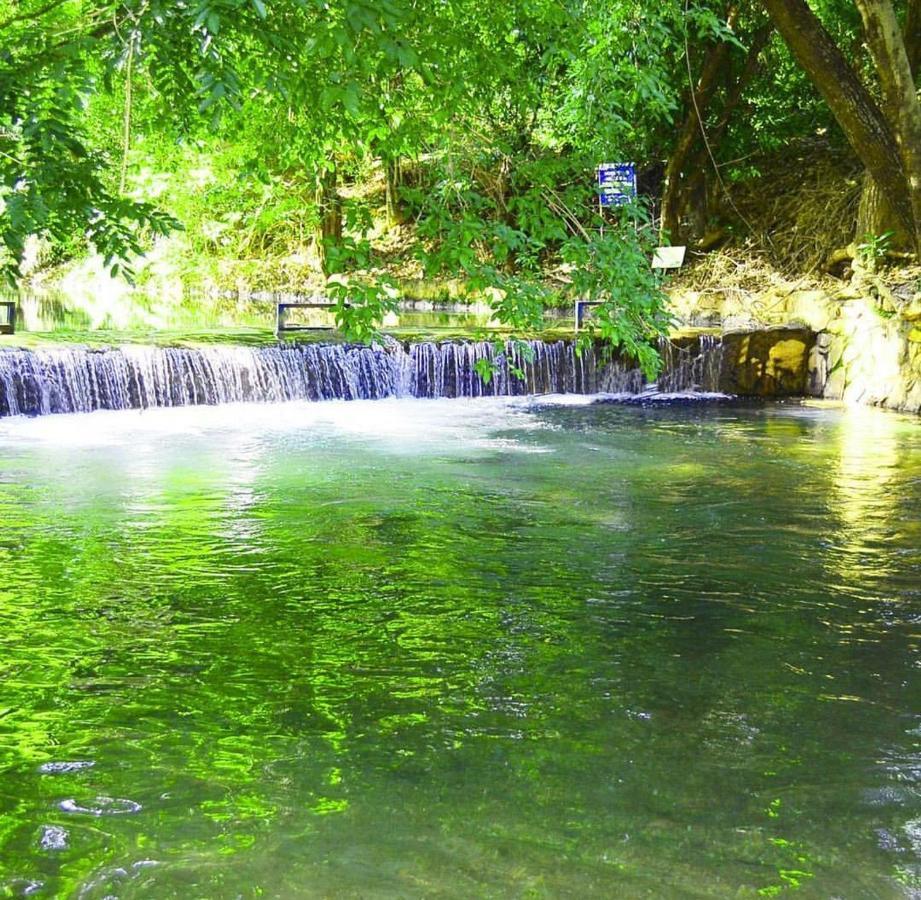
59 797 142 816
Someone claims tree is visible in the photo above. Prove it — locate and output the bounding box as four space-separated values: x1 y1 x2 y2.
760 0 921 255
659 7 776 245
0 0 327 282
854 0 921 251
0 0 177 281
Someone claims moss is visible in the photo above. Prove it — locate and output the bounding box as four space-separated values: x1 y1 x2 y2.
0 327 283 350
0 323 585 352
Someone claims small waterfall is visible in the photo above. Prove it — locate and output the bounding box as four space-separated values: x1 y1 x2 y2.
0 336 726 417
656 334 725 393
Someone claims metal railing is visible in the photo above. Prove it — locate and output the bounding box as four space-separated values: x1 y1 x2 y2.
573 300 602 333
0 301 14 335
275 301 346 337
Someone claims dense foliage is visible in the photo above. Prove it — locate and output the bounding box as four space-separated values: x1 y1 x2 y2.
1 0 918 365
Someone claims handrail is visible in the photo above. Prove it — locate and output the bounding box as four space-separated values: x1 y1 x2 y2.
275 301 348 336
574 300 601 333
0 300 14 335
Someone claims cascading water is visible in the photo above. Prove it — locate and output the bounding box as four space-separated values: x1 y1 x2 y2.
0 336 726 417
656 334 725 394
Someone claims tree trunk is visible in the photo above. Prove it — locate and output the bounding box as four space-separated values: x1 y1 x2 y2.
660 5 739 244
904 0 920 76
315 166 342 276
855 0 921 249
384 156 403 228
760 0 916 246
684 171 712 239
707 23 773 149
854 0 921 255
680 22 773 241
857 172 910 245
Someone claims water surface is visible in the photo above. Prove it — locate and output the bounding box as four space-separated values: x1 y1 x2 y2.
0 398 918 897
5 289 563 337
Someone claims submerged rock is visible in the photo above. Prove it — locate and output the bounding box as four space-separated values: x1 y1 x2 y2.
861 785 913 807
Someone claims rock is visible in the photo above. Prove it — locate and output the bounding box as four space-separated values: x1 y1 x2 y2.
902 298 921 321
720 328 815 397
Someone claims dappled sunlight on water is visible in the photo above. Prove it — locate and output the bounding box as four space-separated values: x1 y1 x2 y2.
0 399 918 897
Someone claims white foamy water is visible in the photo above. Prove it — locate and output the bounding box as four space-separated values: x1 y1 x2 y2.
0 395 555 453
0 336 728 417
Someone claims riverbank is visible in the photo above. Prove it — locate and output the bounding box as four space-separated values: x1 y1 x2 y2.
672 269 921 414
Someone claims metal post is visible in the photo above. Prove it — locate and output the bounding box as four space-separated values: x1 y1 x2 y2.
0 301 15 335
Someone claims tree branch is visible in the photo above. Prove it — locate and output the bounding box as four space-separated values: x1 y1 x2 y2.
0 0 72 32
660 5 740 241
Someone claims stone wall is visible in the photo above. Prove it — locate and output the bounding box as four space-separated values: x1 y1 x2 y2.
819 299 921 413
719 328 815 397
671 284 921 414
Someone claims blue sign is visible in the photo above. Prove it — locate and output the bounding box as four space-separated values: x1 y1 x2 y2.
598 162 637 207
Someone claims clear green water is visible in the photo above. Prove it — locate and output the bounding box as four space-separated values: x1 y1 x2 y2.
0 398 918 898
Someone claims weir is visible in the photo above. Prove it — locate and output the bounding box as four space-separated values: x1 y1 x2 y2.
0 336 728 418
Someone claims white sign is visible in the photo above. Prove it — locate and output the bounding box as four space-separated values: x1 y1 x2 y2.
652 246 687 270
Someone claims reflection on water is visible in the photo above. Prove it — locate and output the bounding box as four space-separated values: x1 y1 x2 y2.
3 288 565 335
5 287 250 333
0 399 918 898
